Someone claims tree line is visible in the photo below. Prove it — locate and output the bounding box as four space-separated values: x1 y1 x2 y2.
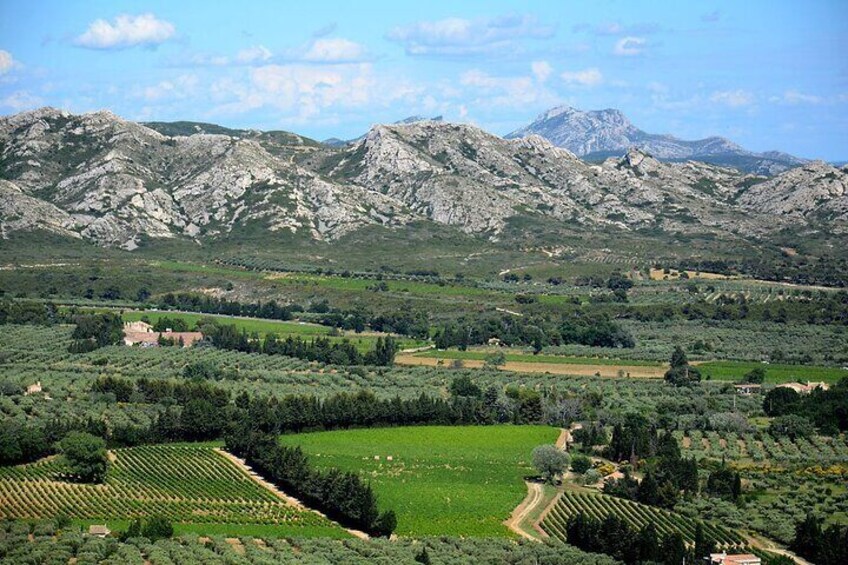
763 377 848 434
225 425 396 536
432 311 635 351
564 513 719 565
207 323 398 366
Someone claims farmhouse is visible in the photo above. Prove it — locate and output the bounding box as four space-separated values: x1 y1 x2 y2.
123 320 204 348
733 384 761 395
776 381 829 394
707 553 761 565
24 381 43 396
88 524 110 538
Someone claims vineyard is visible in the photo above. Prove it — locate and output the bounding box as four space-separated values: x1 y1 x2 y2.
0 445 343 537
542 491 746 549
673 430 848 466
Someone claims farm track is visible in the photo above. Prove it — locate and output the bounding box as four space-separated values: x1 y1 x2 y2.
395 354 666 378
503 481 545 540
214 449 369 540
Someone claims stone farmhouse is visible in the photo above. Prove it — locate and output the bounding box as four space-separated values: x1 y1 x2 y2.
123 320 204 348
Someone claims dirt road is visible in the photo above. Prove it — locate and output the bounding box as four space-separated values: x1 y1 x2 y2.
395 354 666 378
214 448 370 540
504 482 545 540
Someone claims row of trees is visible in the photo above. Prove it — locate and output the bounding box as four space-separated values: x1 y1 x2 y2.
604 427 698 509
790 514 848 565
564 513 712 565
432 311 635 351
225 426 396 536
208 323 398 366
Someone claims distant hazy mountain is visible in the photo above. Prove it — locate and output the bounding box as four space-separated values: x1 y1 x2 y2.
507 106 808 175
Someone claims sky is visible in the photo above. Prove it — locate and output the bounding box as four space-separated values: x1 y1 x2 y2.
0 0 846 160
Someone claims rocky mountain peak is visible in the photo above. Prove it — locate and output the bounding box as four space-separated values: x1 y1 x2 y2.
507 105 807 174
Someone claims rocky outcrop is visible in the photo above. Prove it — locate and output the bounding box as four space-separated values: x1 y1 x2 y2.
507 105 808 174
737 162 847 226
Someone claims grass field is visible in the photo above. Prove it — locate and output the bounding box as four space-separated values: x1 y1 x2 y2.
279 425 559 537
698 361 848 384
0 445 346 538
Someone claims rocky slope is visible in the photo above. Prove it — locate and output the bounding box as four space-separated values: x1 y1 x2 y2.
0 107 845 248
0 107 409 248
507 106 808 175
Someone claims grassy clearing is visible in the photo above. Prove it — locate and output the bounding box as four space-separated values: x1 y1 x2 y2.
698 361 848 384
123 311 331 336
279 425 559 537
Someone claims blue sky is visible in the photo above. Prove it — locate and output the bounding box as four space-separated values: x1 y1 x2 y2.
1 0 846 159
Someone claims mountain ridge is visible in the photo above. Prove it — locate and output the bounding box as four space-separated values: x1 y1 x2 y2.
1 107 845 251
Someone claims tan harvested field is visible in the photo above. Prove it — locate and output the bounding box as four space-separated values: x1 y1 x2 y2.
395 354 667 378
648 268 733 281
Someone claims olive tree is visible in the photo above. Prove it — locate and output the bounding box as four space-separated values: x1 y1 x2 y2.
532 444 570 484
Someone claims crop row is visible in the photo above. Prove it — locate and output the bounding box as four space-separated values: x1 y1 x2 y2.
0 446 329 528
542 491 745 549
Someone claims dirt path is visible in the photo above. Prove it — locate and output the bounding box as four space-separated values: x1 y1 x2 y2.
533 490 563 539
504 482 545 540
745 533 814 565
395 354 666 378
214 449 370 540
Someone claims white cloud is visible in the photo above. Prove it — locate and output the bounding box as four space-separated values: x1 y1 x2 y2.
139 75 198 101
236 45 272 64
560 68 603 86
459 69 557 110
531 61 552 83
0 50 19 74
75 13 176 50
209 63 422 123
710 89 754 107
303 38 368 63
781 90 822 105
387 14 555 56
613 36 646 56
0 90 43 111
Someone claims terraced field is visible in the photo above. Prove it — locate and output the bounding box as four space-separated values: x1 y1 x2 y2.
0 445 344 537
542 490 746 549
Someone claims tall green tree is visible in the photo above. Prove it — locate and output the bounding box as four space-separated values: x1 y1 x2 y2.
57 432 108 483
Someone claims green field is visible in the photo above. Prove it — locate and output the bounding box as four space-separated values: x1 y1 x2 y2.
123 310 333 336
416 348 663 366
279 425 558 537
697 360 848 384
0 445 346 538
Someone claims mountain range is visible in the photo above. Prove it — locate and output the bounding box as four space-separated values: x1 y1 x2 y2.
0 106 845 251
506 106 808 175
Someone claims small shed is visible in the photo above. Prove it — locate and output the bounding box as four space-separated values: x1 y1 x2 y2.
88 524 111 537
